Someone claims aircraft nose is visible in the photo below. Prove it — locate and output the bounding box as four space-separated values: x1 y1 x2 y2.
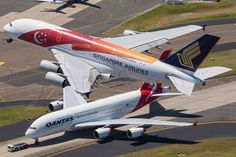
25 128 35 138
3 23 11 34
3 23 16 38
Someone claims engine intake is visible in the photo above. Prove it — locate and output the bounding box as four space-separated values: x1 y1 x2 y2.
49 100 63 111
98 73 112 80
127 127 144 139
45 72 69 87
93 128 111 139
40 60 62 73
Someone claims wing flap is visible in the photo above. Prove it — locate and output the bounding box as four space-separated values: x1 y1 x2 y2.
51 48 100 93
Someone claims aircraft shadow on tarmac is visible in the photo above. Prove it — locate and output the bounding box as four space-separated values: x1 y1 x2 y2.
41 1 101 14
97 130 199 146
31 128 198 148
131 101 202 119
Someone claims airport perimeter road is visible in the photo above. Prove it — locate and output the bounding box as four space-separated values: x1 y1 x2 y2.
0 80 236 157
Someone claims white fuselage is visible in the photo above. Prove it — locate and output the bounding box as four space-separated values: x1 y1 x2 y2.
26 90 141 138
3 19 197 86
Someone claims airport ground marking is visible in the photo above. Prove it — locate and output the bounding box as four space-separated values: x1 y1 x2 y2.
46 88 56 99
47 120 236 157
0 61 5 66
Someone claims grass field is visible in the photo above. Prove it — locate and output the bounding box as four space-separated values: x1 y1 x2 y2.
118 137 236 157
106 0 236 35
0 106 48 127
200 49 236 76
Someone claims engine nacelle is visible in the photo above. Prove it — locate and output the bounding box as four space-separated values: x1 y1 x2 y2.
48 100 63 111
40 60 61 73
123 29 141 36
93 128 111 139
45 72 68 87
127 127 144 139
98 73 112 80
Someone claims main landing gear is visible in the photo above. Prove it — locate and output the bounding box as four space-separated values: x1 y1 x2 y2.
34 138 39 144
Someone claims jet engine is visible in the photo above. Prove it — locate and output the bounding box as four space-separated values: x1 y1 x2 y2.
48 100 63 111
98 73 112 80
93 128 111 139
45 72 69 87
40 60 61 73
123 29 141 36
126 127 144 138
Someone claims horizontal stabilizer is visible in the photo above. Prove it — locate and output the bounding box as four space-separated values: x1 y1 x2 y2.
168 75 194 96
194 66 232 80
152 93 183 97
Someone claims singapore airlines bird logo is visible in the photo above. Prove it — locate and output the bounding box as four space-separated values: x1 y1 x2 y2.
177 42 200 69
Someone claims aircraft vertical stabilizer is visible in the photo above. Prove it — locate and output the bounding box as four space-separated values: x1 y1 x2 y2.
163 34 219 72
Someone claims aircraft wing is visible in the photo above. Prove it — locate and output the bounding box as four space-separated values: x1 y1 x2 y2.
63 85 87 109
74 118 193 128
102 25 203 52
50 48 100 94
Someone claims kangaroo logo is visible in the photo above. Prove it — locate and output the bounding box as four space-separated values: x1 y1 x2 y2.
177 42 200 69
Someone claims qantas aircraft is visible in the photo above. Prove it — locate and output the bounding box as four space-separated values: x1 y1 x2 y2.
25 82 194 143
3 19 231 96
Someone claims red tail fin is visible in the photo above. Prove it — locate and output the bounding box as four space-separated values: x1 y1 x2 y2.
132 82 162 112
159 49 172 61
140 82 162 91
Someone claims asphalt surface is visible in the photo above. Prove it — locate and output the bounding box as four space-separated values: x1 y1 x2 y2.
55 122 236 157
63 0 162 36
0 0 38 17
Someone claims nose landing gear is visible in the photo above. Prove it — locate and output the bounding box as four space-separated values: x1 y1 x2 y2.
6 38 13 43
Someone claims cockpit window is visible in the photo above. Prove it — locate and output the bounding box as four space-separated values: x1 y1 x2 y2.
29 127 36 130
